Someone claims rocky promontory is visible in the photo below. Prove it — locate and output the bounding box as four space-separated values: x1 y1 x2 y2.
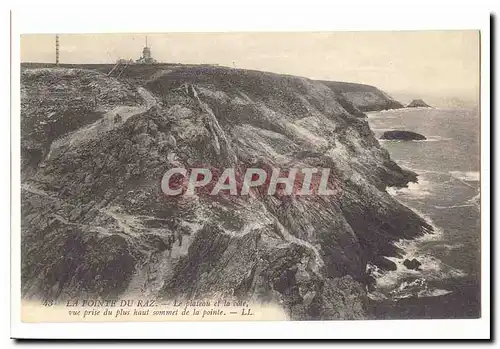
21 65 432 320
319 80 404 112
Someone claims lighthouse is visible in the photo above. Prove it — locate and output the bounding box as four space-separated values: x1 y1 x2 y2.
136 36 157 64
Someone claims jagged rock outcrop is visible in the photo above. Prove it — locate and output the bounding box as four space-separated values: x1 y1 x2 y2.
21 66 432 320
380 130 426 141
407 99 431 108
319 81 404 112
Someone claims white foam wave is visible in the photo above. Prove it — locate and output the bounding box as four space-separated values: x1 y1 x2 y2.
388 278 453 299
433 204 476 209
366 111 397 118
467 191 481 210
375 252 465 293
444 243 464 250
449 171 480 182
418 288 452 298
398 167 479 185
387 178 432 199
368 210 465 300
414 136 453 142
395 164 444 176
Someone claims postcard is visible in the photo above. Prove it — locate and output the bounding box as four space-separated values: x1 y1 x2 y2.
10 6 491 340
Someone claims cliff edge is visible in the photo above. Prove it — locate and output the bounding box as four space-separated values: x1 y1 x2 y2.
319 80 404 112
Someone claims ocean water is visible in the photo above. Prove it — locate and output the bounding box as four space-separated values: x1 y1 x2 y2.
366 107 481 319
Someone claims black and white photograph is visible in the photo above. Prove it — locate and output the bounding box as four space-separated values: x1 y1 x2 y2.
8 4 492 340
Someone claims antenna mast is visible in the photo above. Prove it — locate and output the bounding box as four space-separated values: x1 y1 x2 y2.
55 34 60 66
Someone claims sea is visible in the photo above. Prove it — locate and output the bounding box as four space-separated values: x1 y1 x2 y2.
366 107 481 319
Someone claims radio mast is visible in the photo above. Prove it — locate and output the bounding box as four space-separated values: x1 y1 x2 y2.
55 34 60 66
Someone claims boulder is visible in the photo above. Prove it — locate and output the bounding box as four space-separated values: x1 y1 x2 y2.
403 258 422 270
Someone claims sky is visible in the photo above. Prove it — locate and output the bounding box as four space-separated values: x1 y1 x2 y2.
21 31 480 105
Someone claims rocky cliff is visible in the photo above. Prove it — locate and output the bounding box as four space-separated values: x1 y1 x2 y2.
319 81 404 112
20 66 431 320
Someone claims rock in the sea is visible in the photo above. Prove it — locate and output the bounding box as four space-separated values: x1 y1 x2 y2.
403 258 422 270
407 99 431 108
380 130 426 141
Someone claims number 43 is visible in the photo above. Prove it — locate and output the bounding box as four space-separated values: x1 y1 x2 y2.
43 300 54 307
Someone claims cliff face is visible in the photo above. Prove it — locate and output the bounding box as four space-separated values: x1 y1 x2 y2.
21 66 431 320
319 81 404 112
